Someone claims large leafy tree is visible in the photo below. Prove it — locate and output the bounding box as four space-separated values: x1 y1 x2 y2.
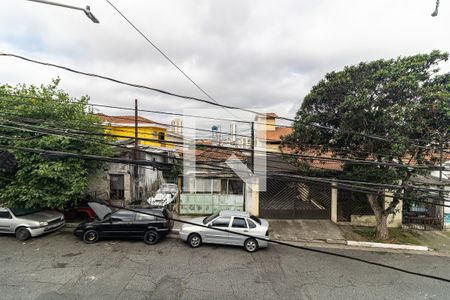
0 79 113 209
285 51 450 240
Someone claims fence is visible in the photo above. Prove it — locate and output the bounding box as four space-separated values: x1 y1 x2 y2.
259 178 331 219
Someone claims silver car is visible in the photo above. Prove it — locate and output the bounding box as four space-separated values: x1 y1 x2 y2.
0 207 65 241
179 210 269 252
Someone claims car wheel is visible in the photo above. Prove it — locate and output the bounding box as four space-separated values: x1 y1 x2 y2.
188 233 202 248
144 230 160 245
244 238 258 252
83 229 99 244
15 227 31 241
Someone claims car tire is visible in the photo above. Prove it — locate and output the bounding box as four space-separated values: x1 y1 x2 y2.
15 227 31 241
188 233 202 248
83 229 99 244
244 238 258 253
144 230 160 245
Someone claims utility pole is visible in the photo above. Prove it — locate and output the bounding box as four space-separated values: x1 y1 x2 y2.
438 138 445 229
439 141 443 182
134 99 139 203
251 122 255 173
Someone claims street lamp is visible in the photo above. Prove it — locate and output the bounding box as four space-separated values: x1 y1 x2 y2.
431 0 440 17
26 0 99 23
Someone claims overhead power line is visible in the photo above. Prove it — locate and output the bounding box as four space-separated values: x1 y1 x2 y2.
0 117 445 197
3 93 445 166
1 52 445 150
0 111 446 172
1 115 445 171
3 93 446 166
1 137 448 204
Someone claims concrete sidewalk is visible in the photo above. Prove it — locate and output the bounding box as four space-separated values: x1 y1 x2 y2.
268 219 346 243
170 215 346 244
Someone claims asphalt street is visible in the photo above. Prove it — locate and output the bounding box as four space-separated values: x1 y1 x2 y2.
1 230 449 300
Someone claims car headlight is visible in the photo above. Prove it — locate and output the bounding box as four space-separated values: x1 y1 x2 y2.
39 222 48 227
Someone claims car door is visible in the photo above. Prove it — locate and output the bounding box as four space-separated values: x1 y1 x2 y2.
133 212 157 238
228 217 249 246
0 209 12 233
205 217 230 245
102 210 135 238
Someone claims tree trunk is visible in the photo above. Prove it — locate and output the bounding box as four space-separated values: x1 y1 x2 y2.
375 214 389 240
367 193 389 240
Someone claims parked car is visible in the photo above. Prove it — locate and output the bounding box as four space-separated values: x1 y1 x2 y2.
179 210 270 252
147 183 179 207
63 201 97 222
74 202 173 245
0 207 65 241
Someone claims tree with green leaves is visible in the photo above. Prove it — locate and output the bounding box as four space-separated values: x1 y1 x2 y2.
0 79 113 209
285 51 450 240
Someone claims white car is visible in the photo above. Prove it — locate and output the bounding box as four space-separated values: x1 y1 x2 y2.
147 184 179 207
0 207 65 241
179 210 270 252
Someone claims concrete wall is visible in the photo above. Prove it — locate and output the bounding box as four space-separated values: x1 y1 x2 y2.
87 162 132 203
87 160 161 204
246 177 259 216
350 190 403 228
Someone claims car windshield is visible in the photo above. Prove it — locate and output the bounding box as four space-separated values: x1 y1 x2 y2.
10 208 43 217
250 215 261 225
203 212 219 224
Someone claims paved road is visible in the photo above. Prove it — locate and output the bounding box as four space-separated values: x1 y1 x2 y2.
0 231 449 300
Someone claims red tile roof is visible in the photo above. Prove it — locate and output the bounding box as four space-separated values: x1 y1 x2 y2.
96 113 154 124
257 127 293 141
265 112 278 118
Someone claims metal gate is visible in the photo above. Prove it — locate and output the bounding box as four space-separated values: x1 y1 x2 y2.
259 179 331 219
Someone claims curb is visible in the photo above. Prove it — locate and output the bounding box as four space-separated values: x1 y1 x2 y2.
347 240 429 251
59 226 428 252
326 239 347 245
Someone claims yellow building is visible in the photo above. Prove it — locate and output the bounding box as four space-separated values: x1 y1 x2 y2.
97 114 171 148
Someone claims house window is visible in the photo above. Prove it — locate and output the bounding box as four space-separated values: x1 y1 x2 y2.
212 179 221 193
221 179 228 194
196 179 211 193
228 180 243 194
110 174 125 200
158 132 165 141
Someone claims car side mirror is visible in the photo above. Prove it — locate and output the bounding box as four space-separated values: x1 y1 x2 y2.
207 223 212 227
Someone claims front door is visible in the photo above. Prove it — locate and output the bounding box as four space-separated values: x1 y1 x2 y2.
205 217 230 244
102 210 135 238
0 209 12 233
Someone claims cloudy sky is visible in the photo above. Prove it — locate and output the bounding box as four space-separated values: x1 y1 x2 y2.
0 0 449 130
